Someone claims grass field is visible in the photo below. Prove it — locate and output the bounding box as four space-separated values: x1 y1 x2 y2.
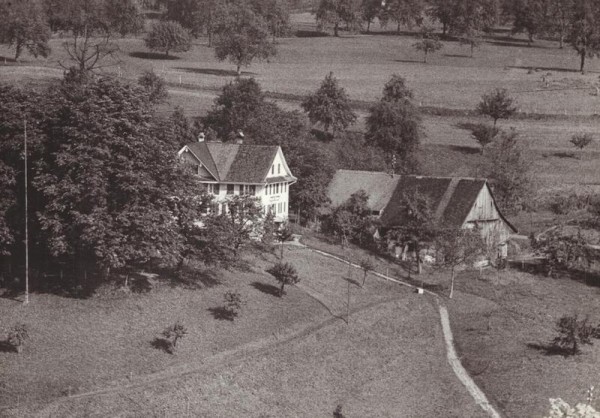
1 245 487 417
296 233 600 418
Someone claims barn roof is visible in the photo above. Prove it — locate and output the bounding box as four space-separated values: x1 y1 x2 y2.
327 170 517 232
182 142 292 184
327 170 401 212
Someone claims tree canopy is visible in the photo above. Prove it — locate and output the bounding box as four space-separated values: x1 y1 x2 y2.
301 72 357 135
213 2 277 75
0 0 51 61
145 20 192 57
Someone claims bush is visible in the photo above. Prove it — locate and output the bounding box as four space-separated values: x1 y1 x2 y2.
162 322 187 354
7 324 29 354
267 262 300 296
223 291 244 319
552 315 599 356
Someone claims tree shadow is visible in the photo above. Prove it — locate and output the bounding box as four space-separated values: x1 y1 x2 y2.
341 276 361 287
550 151 578 159
0 55 16 64
310 128 334 142
250 281 280 297
295 30 329 38
0 340 16 353
208 306 235 321
394 59 423 64
150 337 173 354
507 65 583 74
174 67 255 77
444 53 471 58
526 342 573 357
448 145 480 155
165 268 220 290
129 51 180 60
455 121 479 131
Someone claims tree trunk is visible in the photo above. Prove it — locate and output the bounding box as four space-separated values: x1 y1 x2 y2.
424 50 428 63
280 242 284 259
236 64 242 76
580 50 586 74
397 22 401 34
449 266 455 299
279 282 285 297
367 21 371 33
442 23 447 36
362 271 367 287
470 42 474 58
165 49 169 57
14 42 22 61
334 22 339 37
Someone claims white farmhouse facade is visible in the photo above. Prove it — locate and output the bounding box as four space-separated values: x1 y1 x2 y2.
177 137 297 222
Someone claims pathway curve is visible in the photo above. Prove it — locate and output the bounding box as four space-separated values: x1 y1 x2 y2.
305 245 504 418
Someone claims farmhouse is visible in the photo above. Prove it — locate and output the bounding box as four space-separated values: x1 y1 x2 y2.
178 135 297 222
327 169 517 252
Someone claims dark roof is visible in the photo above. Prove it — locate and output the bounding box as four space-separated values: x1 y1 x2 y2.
327 170 401 212
183 142 281 183
327 170 516 232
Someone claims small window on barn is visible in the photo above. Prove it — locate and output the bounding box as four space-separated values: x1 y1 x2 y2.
272 165 274 174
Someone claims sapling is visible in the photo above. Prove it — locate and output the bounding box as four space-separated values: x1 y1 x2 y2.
162 322 187 354
7 324 29 354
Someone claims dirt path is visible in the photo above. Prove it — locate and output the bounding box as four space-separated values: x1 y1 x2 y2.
305 245 504 418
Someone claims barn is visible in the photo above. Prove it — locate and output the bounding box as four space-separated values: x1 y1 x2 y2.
327 170 518 256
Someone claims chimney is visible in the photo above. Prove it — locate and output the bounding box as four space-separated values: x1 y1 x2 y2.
198 132 205 142
235 130 244 144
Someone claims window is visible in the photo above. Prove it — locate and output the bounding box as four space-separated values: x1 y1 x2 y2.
214 184 220 194
278 164 281 174
275 183 279 194
249 185 256 195
227 184 234 195
271 165 274 174
221 203 227 214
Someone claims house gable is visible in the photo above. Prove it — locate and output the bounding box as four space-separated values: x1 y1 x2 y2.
177 145 218 181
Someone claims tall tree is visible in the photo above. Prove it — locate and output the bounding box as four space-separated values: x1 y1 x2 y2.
250 0 291 40
32 78 206 275
213 2 277 75
301 72 357 136
428 0 457 35
568 0 600 73
365 77 421 173
510 0 550 45
484 128 533 214
0 0 51 61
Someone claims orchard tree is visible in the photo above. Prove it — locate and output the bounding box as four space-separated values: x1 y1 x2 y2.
449 0 497 57
433 228 485 298
470 123 498 154
382 74 414 102
138 70 168 103
380 0 424 34
428 0 457 35
484 128 533 214
569 0 600 73
413 27 443 63
145 21 192 57
56 0 144 73
0 0 51 61
301 72 357 136
203 77 267 141
477 88 517 127
510 0 551 45
316 0 361 37
570 132 593 152
213 3 276 75
359 258 374 287
267 261 300 296
250 0 291 40
365 99 421 173
361 0 382 33
552 314 599 356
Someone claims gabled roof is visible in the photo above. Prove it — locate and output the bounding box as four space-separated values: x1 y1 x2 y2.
327 170 517 232
181 142 291 184
327 169 401 212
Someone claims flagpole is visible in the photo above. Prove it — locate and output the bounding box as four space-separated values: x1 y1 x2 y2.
24 117 29 305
